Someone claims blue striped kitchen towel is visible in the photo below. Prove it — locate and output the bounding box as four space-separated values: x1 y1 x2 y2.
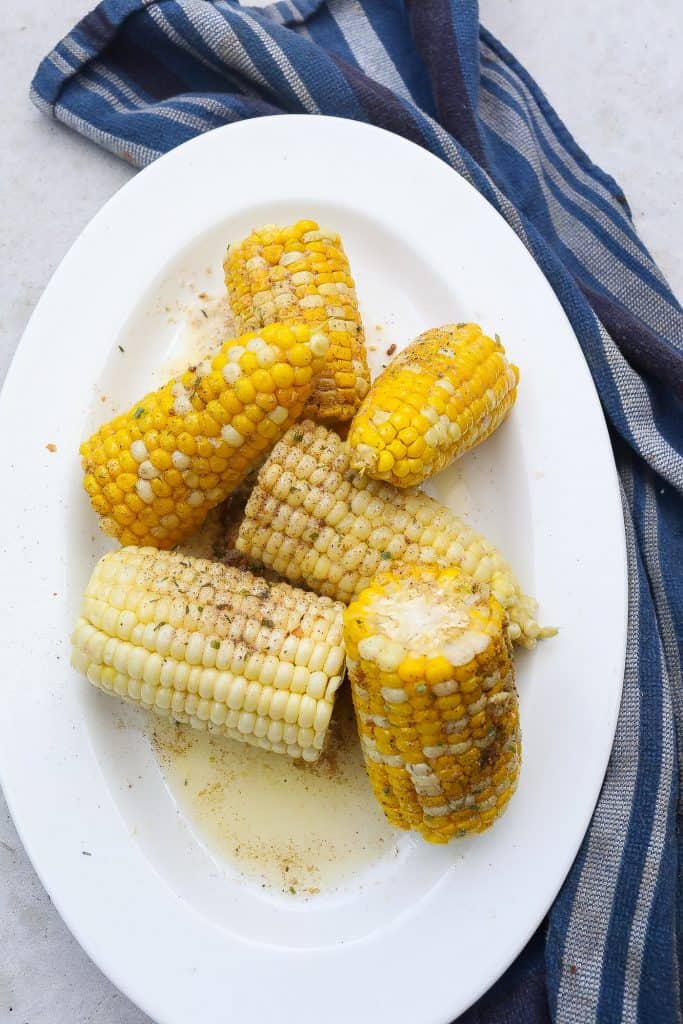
31 2 683 1021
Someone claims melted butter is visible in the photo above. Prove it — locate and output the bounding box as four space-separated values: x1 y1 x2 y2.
150 688 397 895
162 292 234 379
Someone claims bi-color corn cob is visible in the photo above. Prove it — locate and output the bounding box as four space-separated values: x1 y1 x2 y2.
348 324 519 487
224 220 370 421
236 422 553 648
80 323 329 549
71 547 346 761
345 565 520 842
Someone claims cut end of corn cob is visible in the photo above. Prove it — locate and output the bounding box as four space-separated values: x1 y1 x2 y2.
71 546 345 761
80 323 329 549
236 421 552 647
345 564 520 842
224 220 370 421
348 323 519 487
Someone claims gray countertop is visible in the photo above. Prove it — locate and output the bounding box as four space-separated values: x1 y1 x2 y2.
1 2 680 1021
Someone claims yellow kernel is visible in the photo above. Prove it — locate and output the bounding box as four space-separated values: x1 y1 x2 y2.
398 656 426 683
294 366 312 386
271 363 294 388
377 450 394 474
103 483 123 504
425 656 453 684
234 378 256 404
288 343 312 367
150 449 172 471
240 352 259 374
253 370 275 393
184 414 202 436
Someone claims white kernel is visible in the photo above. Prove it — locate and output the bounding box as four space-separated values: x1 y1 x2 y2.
221 425 245 447
135 479 155 504
222 362 241 384
139 460 160 480
300 294 324 309
237 711 256 734
256 346 276 368
185 634 204 665
280 251 302 266
268 406 289 425
267 720 284 743
290 271 314 285
187 490 205 508
380 687 408 704
228 676 247 710
314 701 333 733
298 695 317 729
246 337 266 351
307 671 327 699
309 332 329 357
228 346 245 363
270 690 289 720
171 451 190 470
284 693 301 724
130 440 147 463
273 662 294 689
173 394 193 417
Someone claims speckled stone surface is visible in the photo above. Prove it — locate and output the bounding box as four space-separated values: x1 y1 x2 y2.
1 2 681 1020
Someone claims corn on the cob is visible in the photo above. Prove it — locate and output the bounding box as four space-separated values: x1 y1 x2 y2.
236 421 552 648
71 547 346 761
345 565 520 842
80 324 329 549
348 324 519 487
224 220 370 421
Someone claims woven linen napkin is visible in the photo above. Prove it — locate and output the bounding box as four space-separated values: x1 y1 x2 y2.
31 2 683 1021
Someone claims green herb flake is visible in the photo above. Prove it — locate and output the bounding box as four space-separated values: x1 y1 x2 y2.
198 606 204 613
82 850 92 856
380 551 392 560
261 618 275 629
133 406 145 419
309 531 319 542
210 640 220 650
200 308 208 319
117 345 125 353
456 322 466 328
185 605 190 615
153 621 167 632
416 684 426 694
293 432 304 443
289 886 296 895
494 332 501 343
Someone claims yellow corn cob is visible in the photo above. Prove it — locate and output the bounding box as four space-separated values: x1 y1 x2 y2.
345 565 520 842
348 324 519 487
80 323 329 549
236 422 554 648
224 220 370 421
71 547 346 761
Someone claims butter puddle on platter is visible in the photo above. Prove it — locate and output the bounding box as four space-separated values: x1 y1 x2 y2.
150 689 397 895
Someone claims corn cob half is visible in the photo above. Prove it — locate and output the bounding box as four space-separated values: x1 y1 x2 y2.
71 547 346 761
345 565 520 843
348 324 519 487
224 220 370 421
80 323 329 549
236 422 553 648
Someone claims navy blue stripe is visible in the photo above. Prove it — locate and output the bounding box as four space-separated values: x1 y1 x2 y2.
596 474 664 1022
406 0 487 167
